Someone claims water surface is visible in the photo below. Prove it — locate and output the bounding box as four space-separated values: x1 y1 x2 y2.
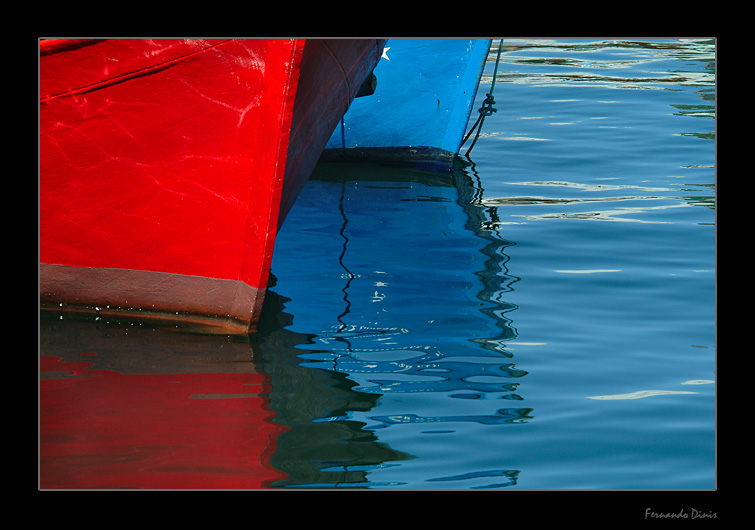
266 38 716 489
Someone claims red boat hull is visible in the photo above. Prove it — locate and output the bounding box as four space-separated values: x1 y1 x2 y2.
39 38 384 333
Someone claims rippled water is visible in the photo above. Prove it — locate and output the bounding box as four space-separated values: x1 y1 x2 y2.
266 38 716 489
39 38 715 491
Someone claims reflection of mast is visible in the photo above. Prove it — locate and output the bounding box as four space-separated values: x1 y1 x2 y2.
453 157 520 345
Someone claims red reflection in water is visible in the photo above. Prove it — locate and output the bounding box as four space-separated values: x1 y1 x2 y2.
40 354 287 489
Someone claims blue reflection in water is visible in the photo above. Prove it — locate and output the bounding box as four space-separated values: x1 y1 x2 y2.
266 160 527 488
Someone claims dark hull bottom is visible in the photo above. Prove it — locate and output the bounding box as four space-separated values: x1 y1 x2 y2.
39 263 262 335
320 146 456 172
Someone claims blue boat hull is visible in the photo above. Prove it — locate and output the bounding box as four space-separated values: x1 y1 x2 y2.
322 39 492 170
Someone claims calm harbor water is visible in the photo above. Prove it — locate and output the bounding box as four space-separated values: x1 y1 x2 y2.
39 38 715 492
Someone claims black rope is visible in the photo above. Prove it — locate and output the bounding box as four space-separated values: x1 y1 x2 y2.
461 39 504 156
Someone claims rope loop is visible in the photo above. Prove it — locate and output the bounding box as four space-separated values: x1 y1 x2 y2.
461 39 504 156
478 93 497 116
